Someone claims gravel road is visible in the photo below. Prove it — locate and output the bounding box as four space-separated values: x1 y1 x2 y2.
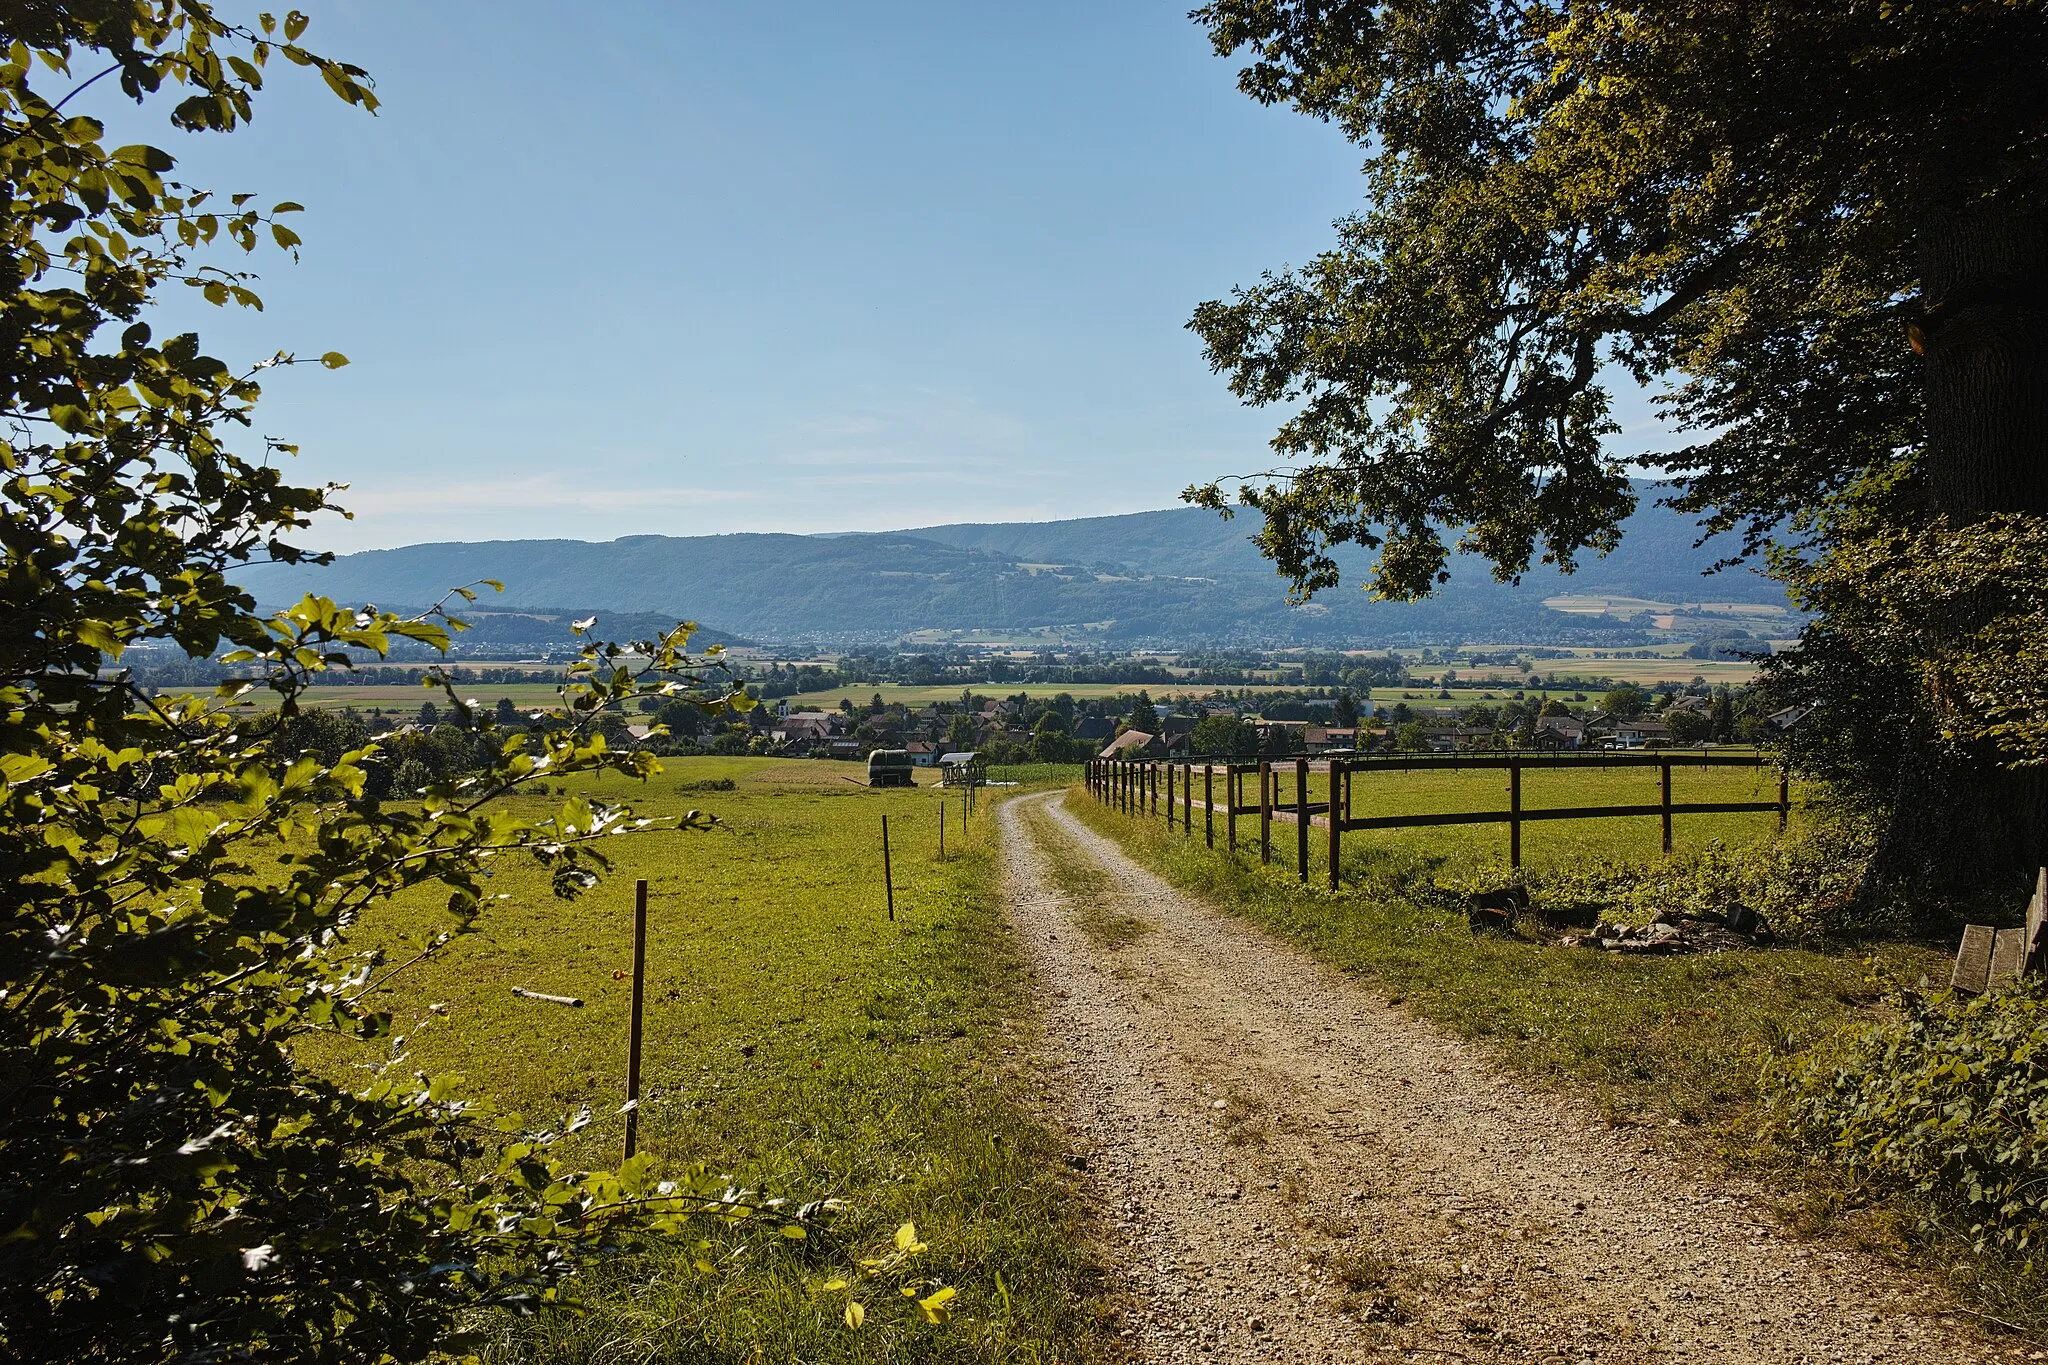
1002 791 2005 1364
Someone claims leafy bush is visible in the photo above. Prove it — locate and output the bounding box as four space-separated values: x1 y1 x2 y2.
1764 985 2048 1256
1422 815 1884 942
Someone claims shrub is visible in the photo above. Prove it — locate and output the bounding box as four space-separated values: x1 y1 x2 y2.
1764 985 2048 1256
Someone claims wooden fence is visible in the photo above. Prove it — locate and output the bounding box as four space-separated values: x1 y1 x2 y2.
1083 752 1789 889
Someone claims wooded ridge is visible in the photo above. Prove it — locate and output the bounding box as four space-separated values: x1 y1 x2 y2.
238 490 1788 647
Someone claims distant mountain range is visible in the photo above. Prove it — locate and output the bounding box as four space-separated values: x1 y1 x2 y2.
237 487 1790 648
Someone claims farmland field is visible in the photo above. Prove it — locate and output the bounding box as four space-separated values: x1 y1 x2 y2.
297 757 1099 1361
225 681 572 713
782 680 1298 709
1102 758 1800 874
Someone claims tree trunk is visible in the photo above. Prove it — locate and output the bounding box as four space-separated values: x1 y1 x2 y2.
1866 190 2048 899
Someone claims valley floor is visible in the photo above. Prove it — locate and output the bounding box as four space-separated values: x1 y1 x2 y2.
1004 791 1994 1363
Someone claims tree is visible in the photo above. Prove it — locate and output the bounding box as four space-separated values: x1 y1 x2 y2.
0 10 776 1361
944 711 979 752
1189 714 1253 755
1599 687 1649 720
1667 708 1714 745
1186 0 2048 889
1332 692 1358 727
1126 691 1156 735
1710 686 1736 744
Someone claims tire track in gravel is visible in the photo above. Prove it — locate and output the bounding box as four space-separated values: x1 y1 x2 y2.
1002 790 1997 1364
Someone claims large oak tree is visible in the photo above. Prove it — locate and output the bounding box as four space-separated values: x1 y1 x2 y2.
1187 0 2048 892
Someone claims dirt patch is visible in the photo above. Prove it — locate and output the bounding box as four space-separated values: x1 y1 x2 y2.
1002 791 1997 1363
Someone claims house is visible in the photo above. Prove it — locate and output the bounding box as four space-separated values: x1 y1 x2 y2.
1613 717 1671 748
1765 704 1812 732
1532 715 1587 750
1159 715 1197 745
1422 725 1498 753
826 738 862 760
904 740 938 767
1101 730 1162 759
1073 716 1117 743
1308 726 1360 753
772 715 836 747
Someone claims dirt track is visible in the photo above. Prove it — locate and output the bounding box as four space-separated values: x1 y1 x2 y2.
1002 791 2001 1364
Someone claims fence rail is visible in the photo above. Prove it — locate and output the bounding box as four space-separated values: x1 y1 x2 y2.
1083 752 1788 889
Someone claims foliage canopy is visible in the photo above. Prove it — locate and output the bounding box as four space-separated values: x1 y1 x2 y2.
1186 0 2047 597
0 6 791 1360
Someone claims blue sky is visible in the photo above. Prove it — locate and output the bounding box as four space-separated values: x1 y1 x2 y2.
111 1 1674 552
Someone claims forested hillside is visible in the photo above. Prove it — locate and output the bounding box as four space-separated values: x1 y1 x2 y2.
240 488 1784 646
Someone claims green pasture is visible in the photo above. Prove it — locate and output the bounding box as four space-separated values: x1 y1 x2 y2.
1109 759 1798 874
300 757 1099 1362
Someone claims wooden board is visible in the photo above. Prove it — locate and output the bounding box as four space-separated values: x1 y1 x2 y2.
1991 927 2029 988
1953 924 1995 994
2029 867 2048 970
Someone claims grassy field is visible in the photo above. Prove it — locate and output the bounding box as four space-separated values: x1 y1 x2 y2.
299 758 1105 1362
1118 758 1797 872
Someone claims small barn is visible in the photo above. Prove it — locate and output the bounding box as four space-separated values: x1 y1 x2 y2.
937 752 985 787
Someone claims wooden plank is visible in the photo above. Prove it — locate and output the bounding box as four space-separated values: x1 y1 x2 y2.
1338 800 1784 832
1327 753 1771 772
1991 927 2028 987
1953 924 1996 994
2028 867 2048 969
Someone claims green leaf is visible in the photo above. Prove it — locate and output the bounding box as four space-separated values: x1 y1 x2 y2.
319 351 349 369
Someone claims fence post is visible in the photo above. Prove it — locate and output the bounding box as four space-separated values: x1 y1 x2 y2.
1660 760 1673 854
1259 759 1272 865
1295 757 1309 882
1166 761 1175 829
1227 765 1238 852
1327 758 1343 890
1204 764 1215 848
1509 761 1522 869
882 814 895 922
1778 769 1790 832
1151 760 1159 817
1182 762 1192 835
623 877 648 1162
